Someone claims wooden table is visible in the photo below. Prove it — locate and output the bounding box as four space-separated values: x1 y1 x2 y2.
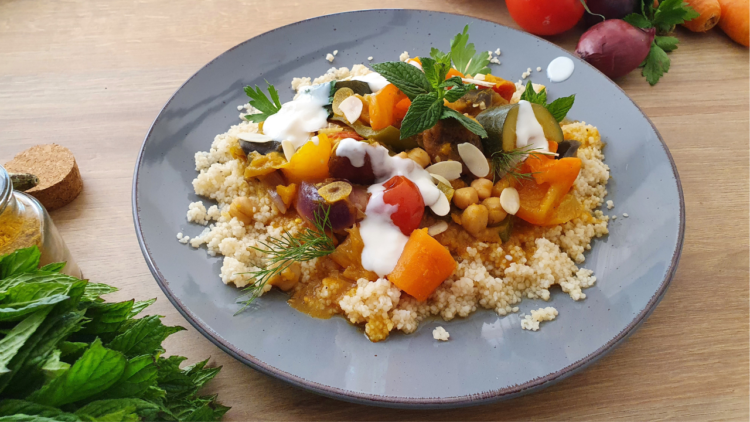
1 0 748 419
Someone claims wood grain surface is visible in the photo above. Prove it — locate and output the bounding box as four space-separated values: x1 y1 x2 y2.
1 0 748 420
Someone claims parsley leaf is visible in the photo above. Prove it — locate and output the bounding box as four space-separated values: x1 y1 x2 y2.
519 82 547 105
441 108 487 138
399 93 443 139
450 25 490 76
623 13 652 28
652 0 700 33
547 95 576 122
655 35 680 52
642 42 670 85
371 61 431 99
243 81 282 123
519 82 575 122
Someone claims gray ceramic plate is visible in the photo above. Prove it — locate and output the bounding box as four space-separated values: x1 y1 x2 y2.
132 9 684 408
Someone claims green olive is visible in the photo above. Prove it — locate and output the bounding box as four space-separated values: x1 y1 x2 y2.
476 103 564 155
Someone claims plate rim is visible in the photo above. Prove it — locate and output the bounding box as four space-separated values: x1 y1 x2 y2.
131 8 686 408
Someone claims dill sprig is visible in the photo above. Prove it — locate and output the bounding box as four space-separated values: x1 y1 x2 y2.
490 145 557 182
235 207 336 314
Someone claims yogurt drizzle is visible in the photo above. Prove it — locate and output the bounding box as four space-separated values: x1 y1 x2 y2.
263 82 332 152
336 138 447 276
546 57 575 83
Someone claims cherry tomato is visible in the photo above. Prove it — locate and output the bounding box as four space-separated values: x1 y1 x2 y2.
505 0 585 36
382 176 424 235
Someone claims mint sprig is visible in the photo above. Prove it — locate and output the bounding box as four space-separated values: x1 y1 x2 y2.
0 246 229 421
623 0 698 85
519 82 575 122
372 59 486 140
244 81 282 123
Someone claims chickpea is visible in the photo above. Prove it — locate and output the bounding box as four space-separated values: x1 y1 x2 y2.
228 196 255 225
453 187 479 209
450 179 467 190
483 197 508 225
471 178 494 200
396 151 408 159
407 147 431 168
461 204 489 236
269 262 301 291
491 176 516 197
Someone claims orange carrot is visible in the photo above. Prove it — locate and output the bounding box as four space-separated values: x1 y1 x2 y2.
718 0 749 46
393 97 412 123
368 84 401 130
682 0 722 31
388 228 456 301
484 74 516 102
445 68 464 79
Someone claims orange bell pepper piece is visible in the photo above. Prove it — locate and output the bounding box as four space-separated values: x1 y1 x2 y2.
369 84 401 130
393 97 411 123
446 68 464 79
484 74 516 102
280 133 332 184
388 228 456 301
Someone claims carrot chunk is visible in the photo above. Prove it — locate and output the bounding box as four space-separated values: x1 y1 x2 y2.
388 228 456 301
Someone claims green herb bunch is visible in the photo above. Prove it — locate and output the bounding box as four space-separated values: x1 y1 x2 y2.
372 25 490 140
244 81 282 123
0 247 229 421
624 0 699 85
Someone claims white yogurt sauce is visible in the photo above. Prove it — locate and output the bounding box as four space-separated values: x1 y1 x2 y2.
546 56 575 83
263 82 331 152
336 138 446 276
515 100 549 154
352 72 390 93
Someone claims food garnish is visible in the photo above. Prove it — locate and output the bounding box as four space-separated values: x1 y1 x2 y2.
446 25 491 76
236 208 336 312
519 82 576 123
243 81 282 123
623 0 700 84
0 246 228 421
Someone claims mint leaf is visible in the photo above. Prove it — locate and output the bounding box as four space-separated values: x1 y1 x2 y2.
39 263 65 273
655 35 679 52
82 283 118 302
59 341 88 358
440 108 487 138
108 315 185 358
41 349 69 381
399 93 443 139
520 82 547 105
371 61 431 99
28 338 127 407
0 414 76 422
0 247 41 280
653 0 700 33
79 301 134 335
74 398 158 420
243 81 282 123
97 355 158 399
642 42 670 85
420 57 443 91
0 400 80 422
546 95 576 122
444 83 476 103
129 299 155 318
0 293 68 322
623 13 652 28
0 308 51 374
429 47 451 69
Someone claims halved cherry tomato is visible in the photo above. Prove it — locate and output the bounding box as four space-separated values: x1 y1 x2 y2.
505 0 585 36
382 176 424 235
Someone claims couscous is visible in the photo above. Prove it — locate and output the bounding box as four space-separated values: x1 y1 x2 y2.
181 27 610 342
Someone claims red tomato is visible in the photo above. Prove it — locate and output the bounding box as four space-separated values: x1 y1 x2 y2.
506 0 585 36
382 176 424 235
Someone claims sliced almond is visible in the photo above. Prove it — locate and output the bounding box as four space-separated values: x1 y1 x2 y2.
499 187 520 215
425 161 462 181
430 173 451 186
427 221 449 236
237 132 274 143
281 140 296 161
457 143 490 178
339 96 363 124
461 78 496 88
429 192 451 216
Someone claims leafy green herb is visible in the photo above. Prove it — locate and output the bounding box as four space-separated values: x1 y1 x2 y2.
490 145 543 182
236 208 336 313
624 0 699 85
0 246 229 421
519 83 575 122
243 81 282 123
449 25 490 76
372 59 485 140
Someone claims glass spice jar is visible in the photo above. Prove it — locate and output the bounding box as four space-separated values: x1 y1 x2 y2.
0 165 82 278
